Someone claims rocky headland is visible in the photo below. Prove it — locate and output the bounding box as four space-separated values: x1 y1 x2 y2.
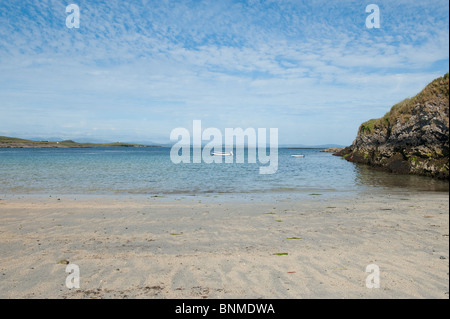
335 73 449 180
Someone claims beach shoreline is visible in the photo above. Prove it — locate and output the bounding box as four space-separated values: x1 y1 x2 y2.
0 192 448 299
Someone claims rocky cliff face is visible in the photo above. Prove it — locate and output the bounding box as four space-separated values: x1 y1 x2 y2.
336 73 449 180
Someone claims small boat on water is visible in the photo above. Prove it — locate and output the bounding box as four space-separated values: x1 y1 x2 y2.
291 154 305 158
211 151 233 156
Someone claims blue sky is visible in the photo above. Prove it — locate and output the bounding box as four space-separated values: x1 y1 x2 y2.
0 0 448 145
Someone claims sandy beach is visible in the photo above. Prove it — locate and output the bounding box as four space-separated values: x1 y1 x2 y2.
0 192 448 299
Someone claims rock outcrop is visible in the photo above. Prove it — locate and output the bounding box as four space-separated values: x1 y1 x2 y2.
335 73 449 180
320 147 344 153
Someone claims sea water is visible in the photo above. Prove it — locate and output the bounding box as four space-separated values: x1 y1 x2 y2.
0 147 448 198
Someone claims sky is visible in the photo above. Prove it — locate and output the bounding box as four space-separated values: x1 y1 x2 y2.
0 0 448 145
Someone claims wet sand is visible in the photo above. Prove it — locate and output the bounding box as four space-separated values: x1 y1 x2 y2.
0 192 448 298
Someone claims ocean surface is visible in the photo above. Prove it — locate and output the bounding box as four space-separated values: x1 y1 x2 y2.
0 147 448 198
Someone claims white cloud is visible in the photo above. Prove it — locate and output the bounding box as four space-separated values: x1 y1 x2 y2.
0 0 448 144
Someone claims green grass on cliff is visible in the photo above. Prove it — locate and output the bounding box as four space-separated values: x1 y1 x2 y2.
360 73 449 136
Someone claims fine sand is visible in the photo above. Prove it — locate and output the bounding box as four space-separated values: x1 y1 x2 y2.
0 192 448 299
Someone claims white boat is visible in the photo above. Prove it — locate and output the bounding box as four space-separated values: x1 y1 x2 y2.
211 151 233 156
291 154 305 158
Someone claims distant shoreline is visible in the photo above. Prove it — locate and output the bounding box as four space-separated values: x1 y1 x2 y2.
0 136 160 149
0 144 160 149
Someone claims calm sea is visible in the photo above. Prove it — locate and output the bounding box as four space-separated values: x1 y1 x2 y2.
0 147 448 198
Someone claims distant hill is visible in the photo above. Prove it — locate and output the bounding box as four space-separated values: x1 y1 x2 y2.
0 136 160 148
335 73 449 180
280 144 345 149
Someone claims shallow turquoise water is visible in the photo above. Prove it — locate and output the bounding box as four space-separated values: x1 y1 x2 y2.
0 147 448 197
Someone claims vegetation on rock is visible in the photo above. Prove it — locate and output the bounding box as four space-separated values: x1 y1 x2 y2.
335 73 449 180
